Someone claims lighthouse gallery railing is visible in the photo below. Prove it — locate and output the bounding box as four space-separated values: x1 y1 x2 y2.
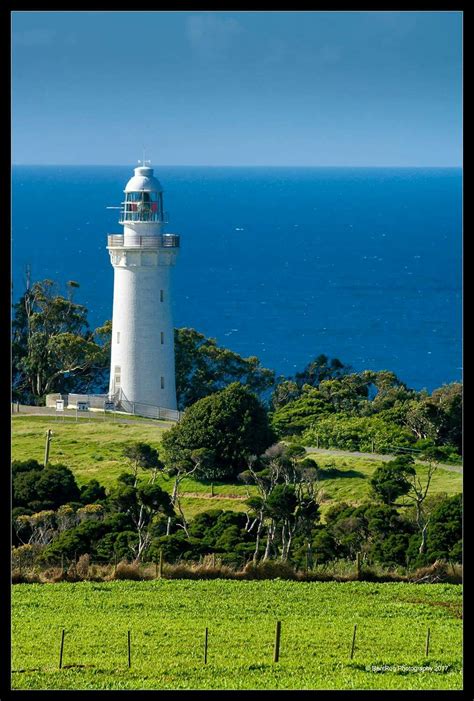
107 234 180 248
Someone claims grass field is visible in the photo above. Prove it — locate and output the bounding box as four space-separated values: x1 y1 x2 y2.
11 415 462 520
11 579 462 690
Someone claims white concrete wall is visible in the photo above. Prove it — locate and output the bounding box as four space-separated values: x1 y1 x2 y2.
108 249 178 410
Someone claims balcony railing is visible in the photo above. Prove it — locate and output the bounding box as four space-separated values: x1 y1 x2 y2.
107 234 180 249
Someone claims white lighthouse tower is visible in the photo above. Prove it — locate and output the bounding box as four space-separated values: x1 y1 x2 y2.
107 162 180 412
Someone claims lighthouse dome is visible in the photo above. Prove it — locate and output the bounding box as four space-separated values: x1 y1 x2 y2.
125 166 163 193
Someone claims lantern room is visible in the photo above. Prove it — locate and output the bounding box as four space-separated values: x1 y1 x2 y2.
120 165 165 223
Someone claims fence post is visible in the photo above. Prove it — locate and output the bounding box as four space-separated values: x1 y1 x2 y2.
59 629 65 669
350 624 357 659
44 429 52 467
128 630 131 668
204 627 208 664
273 621 282 662
425 627 430 657
159 549 163 579
356 552 362 579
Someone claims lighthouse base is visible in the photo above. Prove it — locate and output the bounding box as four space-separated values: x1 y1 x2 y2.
45 392 182 422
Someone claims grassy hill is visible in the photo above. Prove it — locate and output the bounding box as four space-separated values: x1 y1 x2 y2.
11 415 462 520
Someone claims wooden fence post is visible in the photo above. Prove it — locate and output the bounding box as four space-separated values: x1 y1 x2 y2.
350 624 357 659
204 627 208 664
59 629 65 669
44 429 52 467
159 549 163 578
425 627 430 657
356 552 362 579
128 630 131 668
273 621 282 662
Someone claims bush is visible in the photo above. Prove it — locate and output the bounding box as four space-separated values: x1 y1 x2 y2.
13 462 81 510
243 559 298 580
302 414 414 453
113 561 144 580
76 553 91 578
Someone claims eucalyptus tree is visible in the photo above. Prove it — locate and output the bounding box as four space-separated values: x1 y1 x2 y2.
12 278 110 402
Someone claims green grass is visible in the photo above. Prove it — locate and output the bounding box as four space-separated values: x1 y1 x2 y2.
11 415 172 489
11 579 462 690
310 455 463 518
11 417 462 521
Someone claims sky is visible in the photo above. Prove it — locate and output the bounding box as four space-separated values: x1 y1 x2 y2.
12 11 462 166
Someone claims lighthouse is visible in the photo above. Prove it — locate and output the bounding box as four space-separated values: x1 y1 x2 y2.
107 163 180 411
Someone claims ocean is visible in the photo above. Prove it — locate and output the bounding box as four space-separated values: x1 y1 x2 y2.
12 166 462 392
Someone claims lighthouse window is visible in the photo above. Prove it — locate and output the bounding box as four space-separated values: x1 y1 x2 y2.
114 366 121 388
117 332 120 344
124 190 160 222
161 332 164 345
160 289 164 302
161 376 165 389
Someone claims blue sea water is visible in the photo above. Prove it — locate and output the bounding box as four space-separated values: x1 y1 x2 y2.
12 166 462 392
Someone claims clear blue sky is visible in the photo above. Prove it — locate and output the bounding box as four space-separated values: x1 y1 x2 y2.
12 11 462 166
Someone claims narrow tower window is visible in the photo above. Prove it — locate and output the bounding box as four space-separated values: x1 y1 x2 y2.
161 376 165 389
117 332 120 344
160 289 164 302
161 332 164 345
114 366 121 389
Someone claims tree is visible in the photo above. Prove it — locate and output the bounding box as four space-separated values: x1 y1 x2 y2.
403 383 462 453
317 374 371 414
358 370 415 415
270 386 333 436
370 456 416 505
80 480 107 504
122 442 164 485
14 510 57 546
174 327 275 409
271 380 301 410
402 458 439 555
295 354 351 388
165 450 212 536
107 477 174 560
302 414 414 453
239 443 320 562
162 383 276 480
12 278 111 403
425 494 462 563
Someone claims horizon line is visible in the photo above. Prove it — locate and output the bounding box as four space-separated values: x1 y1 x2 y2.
12 163 463 168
